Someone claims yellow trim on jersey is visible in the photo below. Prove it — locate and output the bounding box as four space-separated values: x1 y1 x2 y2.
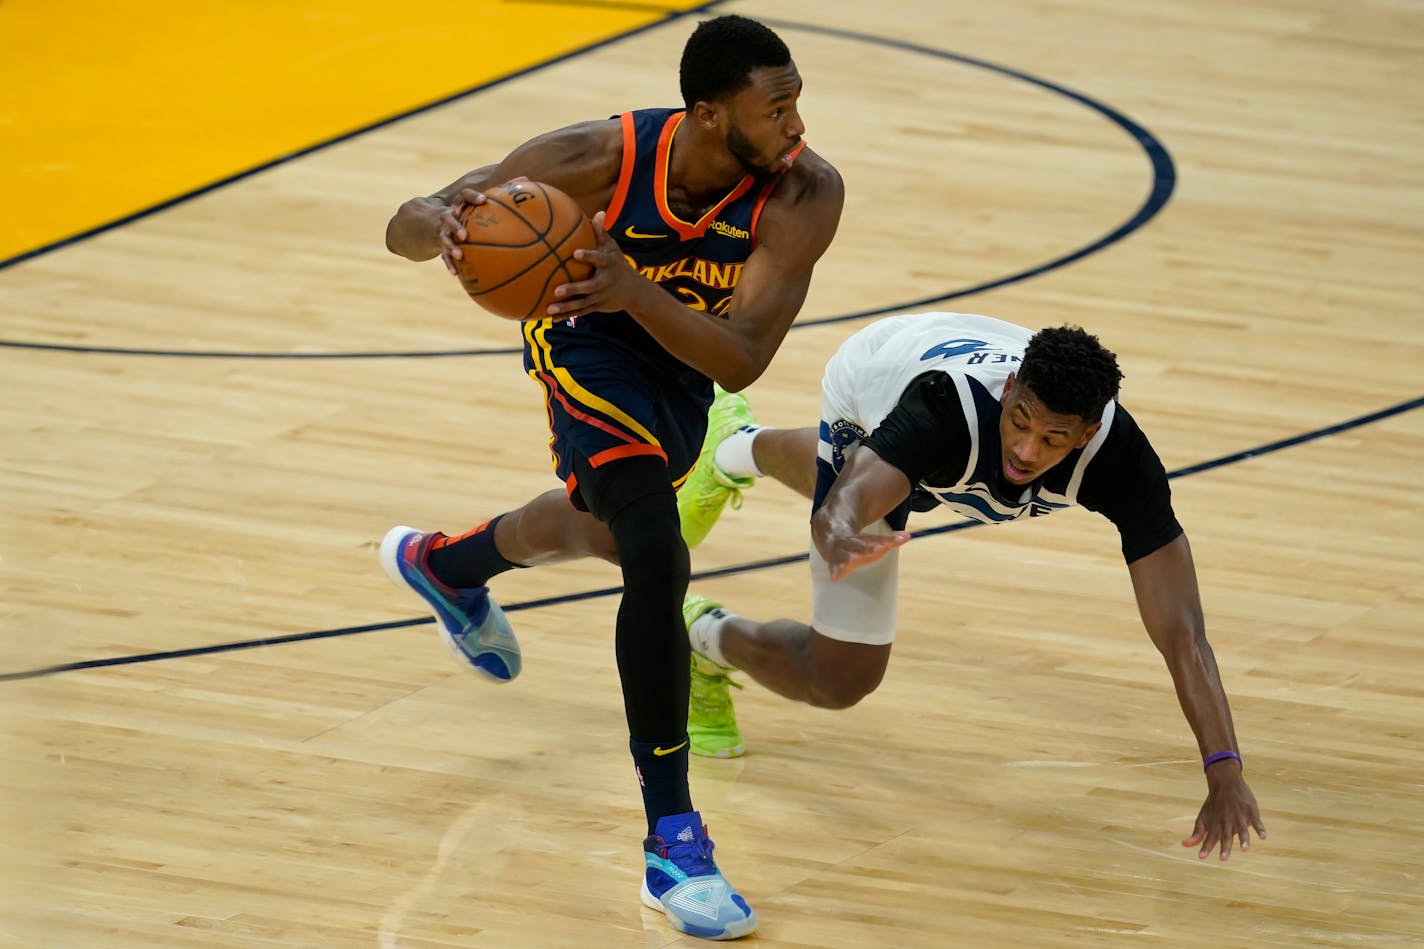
522 319 546 371
548 366 661 447
522 320 559 464
523 318 662 447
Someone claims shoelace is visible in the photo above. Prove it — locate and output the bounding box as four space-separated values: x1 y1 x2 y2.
690 667 743 717
665 830 717 875
453 586 490 625
710 466 750 511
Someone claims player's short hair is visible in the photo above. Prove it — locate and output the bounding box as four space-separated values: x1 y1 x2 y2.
1018 326 1124 422
679 15 791 107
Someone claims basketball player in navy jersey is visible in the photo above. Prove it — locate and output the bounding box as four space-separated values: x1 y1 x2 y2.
680 312 1268 864
380 15 843 940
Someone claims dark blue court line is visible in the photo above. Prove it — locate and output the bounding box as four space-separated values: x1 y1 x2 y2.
4 394 1418 683
0 21 1172 358
759 21 1176 330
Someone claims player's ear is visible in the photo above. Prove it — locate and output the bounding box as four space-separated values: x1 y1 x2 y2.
1001 373 1017 406
690 99 722 129
1074 421 1102 449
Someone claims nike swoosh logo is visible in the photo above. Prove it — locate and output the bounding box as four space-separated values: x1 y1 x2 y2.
624 225 669 240
652 741 688 757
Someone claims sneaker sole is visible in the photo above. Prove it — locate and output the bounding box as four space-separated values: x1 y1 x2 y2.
379 525 516 683
690 742 745 759
639 878 758 940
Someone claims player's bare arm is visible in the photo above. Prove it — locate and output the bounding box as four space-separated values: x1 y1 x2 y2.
384 120 623 266
810 445 913 582
551 151 845 390
1128 532 1267 860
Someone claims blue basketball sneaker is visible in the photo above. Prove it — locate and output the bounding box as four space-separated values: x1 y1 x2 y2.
641 811 757 940
378 526 521 681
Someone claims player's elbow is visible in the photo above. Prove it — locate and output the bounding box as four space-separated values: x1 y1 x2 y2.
385 221 422 260
714 373 756 394
385 200 440 261
384 221 405 257
713 350 772 393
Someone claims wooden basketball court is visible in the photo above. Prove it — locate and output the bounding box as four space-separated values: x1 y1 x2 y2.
2 1 1421 946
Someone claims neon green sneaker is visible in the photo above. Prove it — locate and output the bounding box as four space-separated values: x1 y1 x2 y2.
684 594 745 759
678 386 758 549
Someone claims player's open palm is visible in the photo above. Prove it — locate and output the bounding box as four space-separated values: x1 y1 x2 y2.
818 529 911 582
1182 772 1266 861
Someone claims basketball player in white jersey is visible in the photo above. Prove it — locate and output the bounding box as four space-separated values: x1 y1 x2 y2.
679 311 1267 862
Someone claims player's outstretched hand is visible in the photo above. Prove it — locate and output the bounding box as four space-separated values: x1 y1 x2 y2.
1182 766 1267 861
549 211 651 319
819 530 911 582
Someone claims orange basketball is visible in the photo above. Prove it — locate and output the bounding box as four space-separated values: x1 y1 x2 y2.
451 180 597 321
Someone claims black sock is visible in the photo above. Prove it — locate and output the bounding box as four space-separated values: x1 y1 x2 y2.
630 738 693 835
426 514 521 588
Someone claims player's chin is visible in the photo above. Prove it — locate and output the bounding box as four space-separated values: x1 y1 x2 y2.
747 155 786 178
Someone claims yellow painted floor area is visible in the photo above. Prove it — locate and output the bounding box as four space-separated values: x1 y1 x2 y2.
0 0 711 262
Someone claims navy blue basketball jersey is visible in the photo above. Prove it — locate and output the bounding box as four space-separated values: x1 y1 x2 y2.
605 108 787 316
519 109 800 494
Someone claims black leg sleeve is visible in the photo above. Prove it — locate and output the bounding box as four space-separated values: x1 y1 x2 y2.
573 454 691 740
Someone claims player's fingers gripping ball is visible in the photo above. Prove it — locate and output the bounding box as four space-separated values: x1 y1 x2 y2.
451 181 596 321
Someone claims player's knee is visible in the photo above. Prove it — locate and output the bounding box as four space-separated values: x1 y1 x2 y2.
525 490 618 563
608 492 688 588
807 675 881 709
574 518 619 564
804 637 888 709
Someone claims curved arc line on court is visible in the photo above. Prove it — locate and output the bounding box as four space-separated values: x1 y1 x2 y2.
5 20 1416 682
0 21 1169 359
3 394 1420 683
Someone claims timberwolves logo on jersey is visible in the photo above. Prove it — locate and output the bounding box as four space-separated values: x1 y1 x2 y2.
826 418 867 470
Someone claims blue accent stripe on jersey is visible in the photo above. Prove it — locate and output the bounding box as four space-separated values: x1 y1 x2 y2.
931 490 1024 523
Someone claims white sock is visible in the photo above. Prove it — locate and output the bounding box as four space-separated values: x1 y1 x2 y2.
689 607 737 668
712 426 765 478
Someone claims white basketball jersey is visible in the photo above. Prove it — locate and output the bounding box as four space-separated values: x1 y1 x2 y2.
821 311 1116 525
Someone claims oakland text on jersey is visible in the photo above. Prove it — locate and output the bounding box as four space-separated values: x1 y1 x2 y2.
625 254 746 312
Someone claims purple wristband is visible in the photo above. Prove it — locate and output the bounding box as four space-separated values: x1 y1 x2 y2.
1203 750 1242 772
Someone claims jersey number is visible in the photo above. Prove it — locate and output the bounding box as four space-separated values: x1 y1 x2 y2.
674 287 732 314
